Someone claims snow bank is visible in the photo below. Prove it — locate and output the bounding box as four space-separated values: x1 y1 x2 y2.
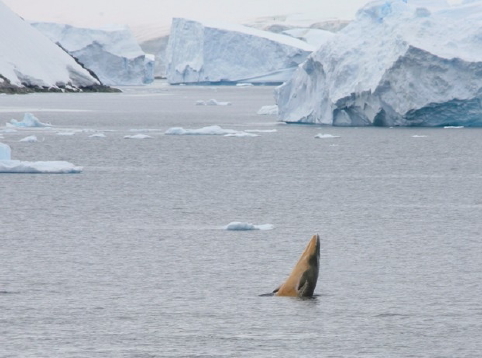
224 222 274 231
196 99 232 106
7 113 51 128
166 18 314 84
32 22 154 86
276 0 482 127
257 105 279 115
0 141 81 173
0 1 100 92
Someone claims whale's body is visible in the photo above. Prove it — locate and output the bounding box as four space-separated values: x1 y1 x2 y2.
273 234 320 297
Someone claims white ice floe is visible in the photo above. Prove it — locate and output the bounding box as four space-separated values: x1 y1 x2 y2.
236 83 253 87
56 132 76 136
19 135 38 142
224 132 259 137
443 126 464 129
7 113 51 128
0 141 82 173
245 129 277 133
315 133 340 138
165 125 238 135
124 134 153 139
89 133 106 138
224 222 274 231
257 105 279 115
196 99 232 106
412 135 427 137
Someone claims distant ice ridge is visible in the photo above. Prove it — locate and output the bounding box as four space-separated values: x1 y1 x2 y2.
165 125 259 137
0 142 82 173
224 222 274 231
7 113 51 128
32 22 154 86
0 1 100 92
276 0 482 127
166 18 314 84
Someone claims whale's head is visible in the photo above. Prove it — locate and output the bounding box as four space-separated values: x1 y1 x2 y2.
273 234 320 298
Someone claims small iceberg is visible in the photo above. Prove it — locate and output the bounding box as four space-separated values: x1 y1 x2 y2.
7 113 52 128
19 135 38 142
412 135 427 138
444 126 464 129
89 133 106 138
124 134 152 139
224 132 259 137
315 133 340 139
0 141 82 174
257 105 279 115
224 222 274 231
195 99 232 106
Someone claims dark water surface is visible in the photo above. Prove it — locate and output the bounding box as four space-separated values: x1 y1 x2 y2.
1 82 482 357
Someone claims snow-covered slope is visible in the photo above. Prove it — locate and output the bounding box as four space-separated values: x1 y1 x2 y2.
32 22 154 86
276 0 482 127
166 18 315 84
0 0 102 93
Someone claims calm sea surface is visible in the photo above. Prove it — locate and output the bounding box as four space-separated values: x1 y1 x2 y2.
1 82 482 357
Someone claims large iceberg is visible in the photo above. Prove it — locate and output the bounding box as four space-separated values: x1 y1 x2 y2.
32 22 154 86
276 0 482 127
0 1 104 93
166 18 314 85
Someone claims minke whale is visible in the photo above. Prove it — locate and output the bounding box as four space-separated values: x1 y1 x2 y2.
272 234 320 298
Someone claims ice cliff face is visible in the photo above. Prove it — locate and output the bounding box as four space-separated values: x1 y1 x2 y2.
32 23 154 86
0 0 101 93
276 0 482 127
166 18 315 84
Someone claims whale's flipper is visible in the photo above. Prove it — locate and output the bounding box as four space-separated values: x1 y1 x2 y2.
274 234 320 298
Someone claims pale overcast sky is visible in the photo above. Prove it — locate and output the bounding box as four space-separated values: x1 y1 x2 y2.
3 0 372 28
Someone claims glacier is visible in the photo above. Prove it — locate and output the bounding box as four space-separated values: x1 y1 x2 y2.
166 18 314 85
276 0 482 127
0 1 105 93
32 22 154 86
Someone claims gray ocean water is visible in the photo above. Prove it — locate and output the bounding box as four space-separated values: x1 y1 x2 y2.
1 82 482 357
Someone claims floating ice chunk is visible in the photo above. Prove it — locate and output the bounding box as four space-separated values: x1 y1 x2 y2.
56 132 76 136
0 160 82 173
245 129 277 133
224 222 274 231
443 126 464 129
315 133 340 138
0 142 11 160
8 113 51 128
0 141 81 173
196 99 232 106
412 135 427 137
124 134 153 139
89 133 106 138
19 135 38 142
257 105 279 115
236 83 253 87
165 125 239 135
224 132 259 137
